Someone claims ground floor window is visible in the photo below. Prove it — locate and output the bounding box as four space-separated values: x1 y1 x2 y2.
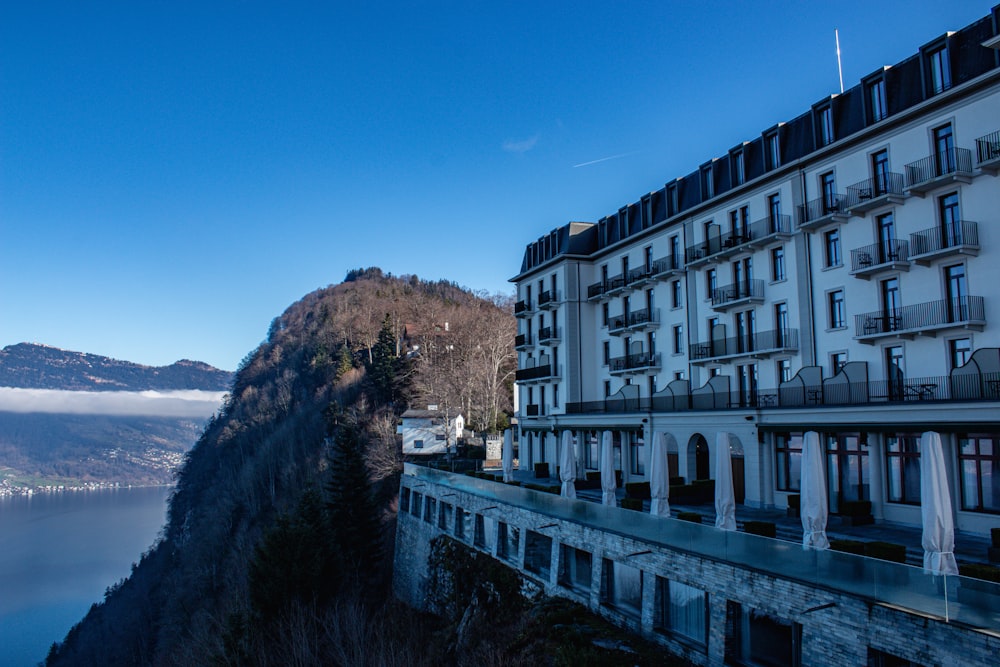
775 432 802 492
455 506 472 541
885 434 921 504
438 502 453 531
868 647 925 666
410 492 423 519
726 601 801 667
558 545 592 594
958 434 1000 513
497 522 519 563
524 531 553 579
600 559 642 619
400 487 411 513
423 496 436 524
655 577 708 648
826 433 869 513
474 514 495 551
630 432 645 475
584 433 599 470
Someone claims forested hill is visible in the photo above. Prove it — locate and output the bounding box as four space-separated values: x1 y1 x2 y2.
0 343 232 391
45 268 516 666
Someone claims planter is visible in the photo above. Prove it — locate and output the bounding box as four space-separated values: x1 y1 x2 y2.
621 497 644 511
744 521 777 538
677 512 702 524
534 462 550 479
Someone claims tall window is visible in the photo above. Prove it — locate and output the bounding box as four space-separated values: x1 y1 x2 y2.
885 344 905 400
831 352 847 375
939 192 961 247
671 280 682 308
826 433 869 513
885 434 921 504
706 268 717 297
766 131 780 170
735 310 755 353
768 193 782 232
774 303 789 346
737 363 758 406
777 358 792 384
672 325 683 354
630 433 645 475
821 171 837 212
603 340 610 366
824 229 842 267
958 434 999 513
733 150 745 185
775 433 802 491
826 289 847 329
876 212 896 263
933 124 956 175
701 165 714 200
669 235 680 264
928 44 951 94
602 302 609 327
644 245 653 272
872 149 891 195
819 105 834 145
604 380 611 398
655 577 708 647
881 277 901 317
868 78 887 122
771 246 786 281
945 264 968 322
949 337 971 370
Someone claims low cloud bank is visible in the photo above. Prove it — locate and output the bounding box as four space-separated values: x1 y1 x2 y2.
0 388 226 418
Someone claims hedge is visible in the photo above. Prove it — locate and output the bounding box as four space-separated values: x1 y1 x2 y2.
743 521 777 538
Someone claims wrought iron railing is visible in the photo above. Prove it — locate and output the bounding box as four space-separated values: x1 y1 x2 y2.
797 194 847 227
538 290 556 307
975 129 1000 164
854 296 985 336
690 328 798 361
850 239 910 271
846 172 904 205
538 326 558 342
587 282 605 299
904 148 973 187
711 279 764 307
514 300 530 314
609 352 660 373
909 220 979 256
515 333 530 348
651 254 682 275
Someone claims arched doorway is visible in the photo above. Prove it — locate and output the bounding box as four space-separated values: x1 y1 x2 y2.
688 434 710 481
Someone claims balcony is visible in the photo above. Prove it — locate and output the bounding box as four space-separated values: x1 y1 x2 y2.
844 172 905 215
538 326 560 345
515 362 558 383
525 404 540 417
627 265 653 288
909 221 979 265
797 195 849 231
604 273 628 297
690 328 799 364
651 254 683 279
849 239 910 279
975 129 1000 174
608 307 659 335
514 333 532 350
538 289 558 310
514 300 531 318
609 351 660 376
853 296 986 343
587 281 606 301
744 213 792 249
711 279 764 311
904 147 973 195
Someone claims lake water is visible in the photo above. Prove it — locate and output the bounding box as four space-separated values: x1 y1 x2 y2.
0 487 171 667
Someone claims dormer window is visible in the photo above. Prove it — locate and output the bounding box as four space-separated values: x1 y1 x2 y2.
818 105 834 146
700 164 714 200
765 131 780 170
927 44 951 94
867 77 887 122
732 150 745 185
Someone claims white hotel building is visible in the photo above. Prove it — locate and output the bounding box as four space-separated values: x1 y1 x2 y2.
512 7 1000 537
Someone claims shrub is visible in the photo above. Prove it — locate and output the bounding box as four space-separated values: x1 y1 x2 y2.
585 471 601 483
620 497 643 511
669 476 685 486
830 539 866 556
625 481 651 499
865 541 907 563
677 512 702 524
743 521 776 538
534 462 550 479
839 500 872 517
959 563 1000 583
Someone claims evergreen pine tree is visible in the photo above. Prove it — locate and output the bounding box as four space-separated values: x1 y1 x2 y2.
367 314 398 405
336 343 354 380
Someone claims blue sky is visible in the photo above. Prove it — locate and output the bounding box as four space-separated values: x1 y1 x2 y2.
1 1 992 371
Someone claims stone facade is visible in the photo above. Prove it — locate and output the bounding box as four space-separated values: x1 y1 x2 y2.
394 464 999 666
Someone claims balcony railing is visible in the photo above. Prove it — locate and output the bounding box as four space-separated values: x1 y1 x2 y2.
609 352 660 374
587 282 606 300
975 129 1000 173
904 147 973 194
515 363 556 382
849 239 910 276
845 172 905 214
605 274 627 296
538 290 558 309
711 279 764 310
744 213 792 247
514 333 531 349
909 221 979 264
525 404 540 416
651 254 682 277
514 300 531 317
797 194 848 230
564 369 1000 415
627 265 653 287
854 296 985 341
538 326 559 344
609 308 658 334
690 328 798 362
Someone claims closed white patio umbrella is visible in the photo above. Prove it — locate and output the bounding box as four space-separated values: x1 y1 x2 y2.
649 431 670 517
601 430 617 506
501 429 514 483
714 431 736 530
801 431 830 549
560 430 577 499
920 431 958 575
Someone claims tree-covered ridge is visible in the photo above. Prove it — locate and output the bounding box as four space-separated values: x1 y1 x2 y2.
0 342 233 391
45 269 515 666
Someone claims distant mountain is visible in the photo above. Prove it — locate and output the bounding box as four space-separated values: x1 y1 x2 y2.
0 343 233 391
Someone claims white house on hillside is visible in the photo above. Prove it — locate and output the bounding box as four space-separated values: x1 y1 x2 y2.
398 407 465 455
